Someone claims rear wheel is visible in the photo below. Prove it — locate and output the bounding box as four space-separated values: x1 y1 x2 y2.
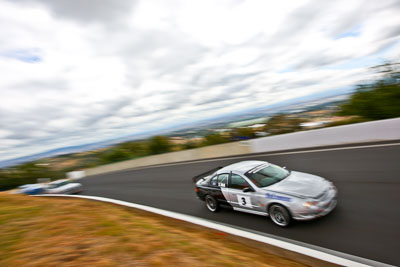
269 204 291 227
205 195 219 212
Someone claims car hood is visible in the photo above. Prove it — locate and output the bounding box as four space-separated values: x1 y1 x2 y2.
267 171 330 198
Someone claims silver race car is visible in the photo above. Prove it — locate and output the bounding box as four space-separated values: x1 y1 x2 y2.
194 160 337 227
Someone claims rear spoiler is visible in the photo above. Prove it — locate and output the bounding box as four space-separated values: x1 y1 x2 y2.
192 166 223 183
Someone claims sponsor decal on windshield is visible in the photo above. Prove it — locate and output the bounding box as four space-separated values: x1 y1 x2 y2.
266 193 291 202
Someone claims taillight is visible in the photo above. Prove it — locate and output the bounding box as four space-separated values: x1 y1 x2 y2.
195 187 199 192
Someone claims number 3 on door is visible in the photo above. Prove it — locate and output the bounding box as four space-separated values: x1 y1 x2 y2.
236 195 252 208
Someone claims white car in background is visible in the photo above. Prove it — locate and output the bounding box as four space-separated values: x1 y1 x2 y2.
45 179 83 194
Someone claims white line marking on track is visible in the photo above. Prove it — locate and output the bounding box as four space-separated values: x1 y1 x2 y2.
37 194 393 267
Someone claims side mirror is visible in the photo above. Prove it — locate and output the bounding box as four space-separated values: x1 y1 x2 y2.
243 187 254 193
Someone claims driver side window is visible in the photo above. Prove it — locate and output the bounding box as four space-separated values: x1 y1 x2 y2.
229 174 249 189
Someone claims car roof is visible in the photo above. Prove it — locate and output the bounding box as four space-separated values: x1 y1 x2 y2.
216 160 268 175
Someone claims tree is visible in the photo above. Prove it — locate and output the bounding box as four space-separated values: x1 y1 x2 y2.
99 148 131 164
263 114 304 135
202 133 229 146
184 141 200 150
339 60 400 120
0 162 64 190
148 136 171 154
118 141 147 156
231 127 255 140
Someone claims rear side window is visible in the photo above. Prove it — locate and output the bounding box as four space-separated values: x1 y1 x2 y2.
229 174 249 189
210 176 218 186
210 173 229 187
217 174 229 187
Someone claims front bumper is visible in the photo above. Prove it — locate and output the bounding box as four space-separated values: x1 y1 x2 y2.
293 199 337 220
293 187 338 221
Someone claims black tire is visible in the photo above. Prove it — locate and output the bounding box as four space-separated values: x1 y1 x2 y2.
205 195 219 212
269 204 291 227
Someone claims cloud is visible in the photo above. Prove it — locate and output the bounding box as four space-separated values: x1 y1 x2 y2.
9 0 137 24
0 0 400 161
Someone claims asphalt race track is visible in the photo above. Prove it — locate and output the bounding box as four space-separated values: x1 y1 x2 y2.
79 142 400 266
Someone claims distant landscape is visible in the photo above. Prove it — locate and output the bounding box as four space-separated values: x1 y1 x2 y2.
0 87 351 168
0 60 399 190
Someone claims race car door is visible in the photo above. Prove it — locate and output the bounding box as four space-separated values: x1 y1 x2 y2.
227 173 260 212
208 173 230 206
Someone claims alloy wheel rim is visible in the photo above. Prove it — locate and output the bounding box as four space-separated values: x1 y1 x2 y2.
206 198 215 210
272 207 287 225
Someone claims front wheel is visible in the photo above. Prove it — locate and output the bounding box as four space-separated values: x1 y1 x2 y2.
269 204 291 227
205 195 219 212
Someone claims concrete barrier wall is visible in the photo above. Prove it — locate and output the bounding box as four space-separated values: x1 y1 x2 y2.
83 118 400 177
250 117 400 153
84 141 252 176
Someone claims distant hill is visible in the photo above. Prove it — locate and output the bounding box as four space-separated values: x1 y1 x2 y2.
0 88 351 168
0 144 102 168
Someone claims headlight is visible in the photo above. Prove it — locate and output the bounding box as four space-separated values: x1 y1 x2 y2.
303 201 319 208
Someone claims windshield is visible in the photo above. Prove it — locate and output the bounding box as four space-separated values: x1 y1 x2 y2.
48 181 68 189
245 164 290 187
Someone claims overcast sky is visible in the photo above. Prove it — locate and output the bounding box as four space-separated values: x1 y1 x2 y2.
0 0 399 161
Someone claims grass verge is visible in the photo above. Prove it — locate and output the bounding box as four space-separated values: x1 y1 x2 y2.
0 193 308 266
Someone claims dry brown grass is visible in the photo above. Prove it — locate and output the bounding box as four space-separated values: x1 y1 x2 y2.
0 193 307 267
